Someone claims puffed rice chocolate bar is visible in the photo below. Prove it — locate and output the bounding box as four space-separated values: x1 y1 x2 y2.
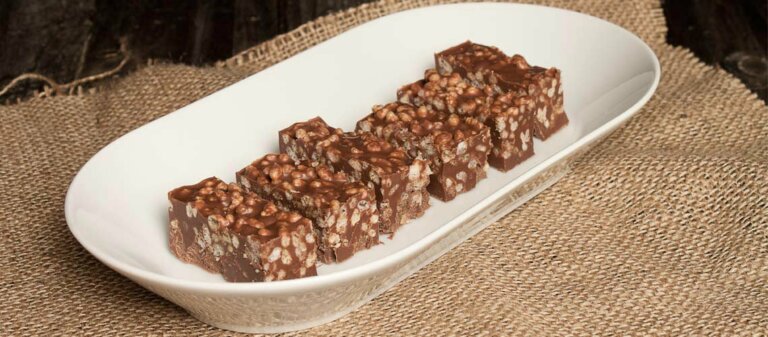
398 69 534 171
279 118 431 234
356 102 491 201
279 116 343 164
168 177 317 282
237 153 379 263
435 41 568 140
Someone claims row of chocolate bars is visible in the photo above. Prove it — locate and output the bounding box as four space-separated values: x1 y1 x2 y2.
167 41 569 282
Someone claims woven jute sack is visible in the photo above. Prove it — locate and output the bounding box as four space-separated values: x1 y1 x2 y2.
1 0 766 336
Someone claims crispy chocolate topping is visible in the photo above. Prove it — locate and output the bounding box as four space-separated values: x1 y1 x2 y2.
360 102 486 145
322 132 411 175
239 153 369 205
280 116 343 145
436 40 538 85
169 177 311 241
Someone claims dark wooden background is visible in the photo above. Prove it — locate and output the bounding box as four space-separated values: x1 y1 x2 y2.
0 0 765 102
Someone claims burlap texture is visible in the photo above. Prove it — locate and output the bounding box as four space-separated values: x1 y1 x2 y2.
1 0 766 335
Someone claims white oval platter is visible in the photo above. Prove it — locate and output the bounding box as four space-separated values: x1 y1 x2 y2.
65 3 660 333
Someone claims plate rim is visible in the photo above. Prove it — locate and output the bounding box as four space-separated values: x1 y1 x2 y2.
64 2 661 294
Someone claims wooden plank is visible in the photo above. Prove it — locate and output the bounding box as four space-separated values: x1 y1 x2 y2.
0 0 95 87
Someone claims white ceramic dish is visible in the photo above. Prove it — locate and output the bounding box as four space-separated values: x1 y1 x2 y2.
65 3 659 333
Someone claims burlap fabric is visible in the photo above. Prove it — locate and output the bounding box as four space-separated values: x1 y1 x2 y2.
1 0 766 335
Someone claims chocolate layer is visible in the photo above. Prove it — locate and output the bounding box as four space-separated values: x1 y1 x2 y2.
279 118 431 234
357 102 491 201
168 177 318 282
398 69 534 172
237 153 379 263
435 41 568 140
